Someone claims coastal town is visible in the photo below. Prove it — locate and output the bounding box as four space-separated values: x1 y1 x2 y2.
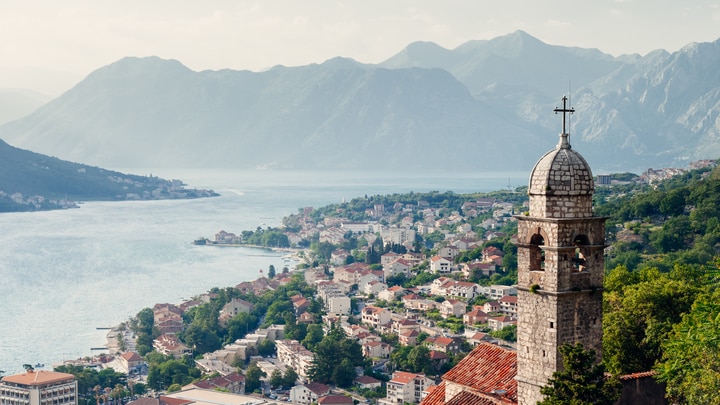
2 160 715 405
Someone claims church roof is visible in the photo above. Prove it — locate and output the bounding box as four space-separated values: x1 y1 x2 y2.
528 138 594 196
528 97 594 197
441 343 517 402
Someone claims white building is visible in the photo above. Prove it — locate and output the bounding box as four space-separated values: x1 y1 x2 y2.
0 370 78 405
380 371 433 405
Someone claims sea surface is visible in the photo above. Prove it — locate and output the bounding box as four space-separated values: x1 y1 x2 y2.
0 169 526 374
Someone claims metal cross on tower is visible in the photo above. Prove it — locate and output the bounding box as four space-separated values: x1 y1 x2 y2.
554 96 574 134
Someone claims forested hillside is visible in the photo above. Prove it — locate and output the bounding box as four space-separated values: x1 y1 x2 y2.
593 166 720 403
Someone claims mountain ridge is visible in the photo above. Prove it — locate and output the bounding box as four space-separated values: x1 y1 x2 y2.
2 31 720 173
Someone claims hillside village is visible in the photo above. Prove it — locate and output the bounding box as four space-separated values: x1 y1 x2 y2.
24 159 718 405
61 190 529 405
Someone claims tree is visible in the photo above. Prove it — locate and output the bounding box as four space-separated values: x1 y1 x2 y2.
407 345 432 374
282 368 298 388
257 339 276 357
269 369 284 389
332 359 356 388
657 292 720 404
245 363 266 393
538 343 621 405
602 266 699 375
268 265 276 279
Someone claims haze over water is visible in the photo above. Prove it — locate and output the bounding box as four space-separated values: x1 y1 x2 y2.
0 169 525 374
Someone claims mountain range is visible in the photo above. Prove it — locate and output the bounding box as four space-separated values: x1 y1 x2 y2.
2 30 720 174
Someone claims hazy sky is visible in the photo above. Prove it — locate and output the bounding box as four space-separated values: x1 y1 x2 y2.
2 0 720 95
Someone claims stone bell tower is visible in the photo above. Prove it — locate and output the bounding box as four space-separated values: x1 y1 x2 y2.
515 97 607 405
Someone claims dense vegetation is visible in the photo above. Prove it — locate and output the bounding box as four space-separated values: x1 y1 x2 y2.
590 165 720 404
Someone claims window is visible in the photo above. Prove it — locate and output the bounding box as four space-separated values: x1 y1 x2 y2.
572 234 590 272
530 233 545 271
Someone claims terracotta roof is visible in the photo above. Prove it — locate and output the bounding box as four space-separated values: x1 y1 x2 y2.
499 296 518 304
158 397 192 405
429 350 449 360
317 395 353 404
305 382 330 396
618 370 656 380
420 381 446 405
432 336 455 346
129 398 159 405
354 375 380 385
1 370 74 386
441 343 517 402
389 371 423 385
121 352 143 362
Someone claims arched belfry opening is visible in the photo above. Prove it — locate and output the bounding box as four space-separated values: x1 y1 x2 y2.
529 233 545 271
572 234 590 272
515 96 607 405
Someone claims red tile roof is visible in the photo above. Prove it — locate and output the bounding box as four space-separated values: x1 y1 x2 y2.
441 343 517 402
389 371 423 385
2 370 74 386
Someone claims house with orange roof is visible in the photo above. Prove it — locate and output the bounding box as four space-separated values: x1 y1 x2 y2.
464 307 490 326
218 298 254 325
488 316 517 331
439 299 466 318
0 370 78 405
383 258 413 280
353 375 381 390
429 255 453 274
426 336 463 355
420 343 517 405
380 371 434 405
317 394 353 405
398 329 420 346
499 295 518 316
378 285 406 301
119 351 145 374
290 382 330 405
153 334 193 357
360 305 391 329
183 371 245 394
362 341 393 360
392 318 420 335
460 260 497 278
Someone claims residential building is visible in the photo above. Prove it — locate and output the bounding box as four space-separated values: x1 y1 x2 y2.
118 352 145 374
378 286 405 302
360 306 391 329
353 376 382 390
317 395 353 405
480 285 518 300
429 256 452 274
488 316 517 331
0 370 77 405
184 372 245 394
439 299 466 318
426 336 462 355
381 371 433 405
398 329 420 346
445 282 480 300
463 307 489 326
218 298 254 325
275 340 314 381
153 334 192 357
362 341 392 360
290 382 330 405
499 295 518 316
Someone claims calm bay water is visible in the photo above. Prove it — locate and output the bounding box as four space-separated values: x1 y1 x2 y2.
0 169 526 374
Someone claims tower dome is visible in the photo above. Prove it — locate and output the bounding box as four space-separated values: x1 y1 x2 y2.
527 97 594 218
